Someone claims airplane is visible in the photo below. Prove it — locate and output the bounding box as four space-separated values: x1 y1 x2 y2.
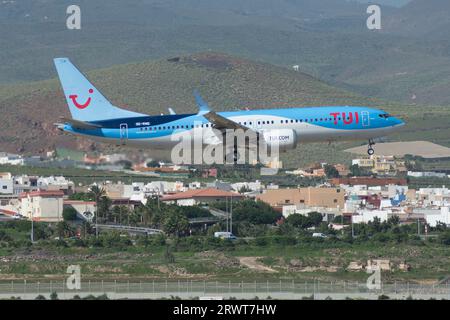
53 58 405 163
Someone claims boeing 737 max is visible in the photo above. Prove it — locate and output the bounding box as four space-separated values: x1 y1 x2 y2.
53 58 405 161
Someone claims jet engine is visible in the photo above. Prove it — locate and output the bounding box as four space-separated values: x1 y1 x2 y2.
262 129 298 152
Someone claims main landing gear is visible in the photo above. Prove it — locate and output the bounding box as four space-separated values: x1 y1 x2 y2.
367 139 375 156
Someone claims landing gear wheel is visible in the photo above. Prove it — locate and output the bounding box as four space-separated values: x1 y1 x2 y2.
367 139 375 156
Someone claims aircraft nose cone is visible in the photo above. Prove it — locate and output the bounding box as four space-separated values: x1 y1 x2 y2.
393 117 405 128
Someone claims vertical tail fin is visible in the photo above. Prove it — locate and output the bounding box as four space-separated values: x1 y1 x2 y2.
53 58 147 121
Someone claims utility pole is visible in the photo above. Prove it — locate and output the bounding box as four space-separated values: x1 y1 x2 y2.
30 212 34 243
230 195 233 235
225 197 228 233
29 195 34 243
95 203 99 238
351 213 354 239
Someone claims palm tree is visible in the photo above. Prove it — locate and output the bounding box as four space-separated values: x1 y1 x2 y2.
89 185 106 238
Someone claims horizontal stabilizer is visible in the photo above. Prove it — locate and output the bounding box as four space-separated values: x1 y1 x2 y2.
59 117 103 130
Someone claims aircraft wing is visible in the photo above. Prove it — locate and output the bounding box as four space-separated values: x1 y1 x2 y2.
59 117 103 130
203 111 261 148
203 111 253 132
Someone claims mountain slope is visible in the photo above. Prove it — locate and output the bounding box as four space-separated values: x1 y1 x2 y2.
384 0 450 39
1 0 450 105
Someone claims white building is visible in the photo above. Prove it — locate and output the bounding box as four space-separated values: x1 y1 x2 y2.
352 210 390 224
413 207 450 227
418 187 450 207
425 207 450 227
231 180 263 193
37 176 74 194
19 190 64 222
281 204 339 220
0 173 13 194
63 200 96 222
0 153 24 166
13 175 38 194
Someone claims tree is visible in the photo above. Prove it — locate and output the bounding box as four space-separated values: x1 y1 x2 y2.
349 164 362 177
307 212 324 227
146 160 160 168
285 214 312 229
56 221 75 238
112 205 130 224
238 185 252 194
324 164 340 178
438 231 450 245
63 207 78 221
117 160 133 170
211 200 281 225
163 208 189 236
90 185 106 226
97 196 112 223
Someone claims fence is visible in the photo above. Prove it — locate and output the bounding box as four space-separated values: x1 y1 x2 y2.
0 280 449 299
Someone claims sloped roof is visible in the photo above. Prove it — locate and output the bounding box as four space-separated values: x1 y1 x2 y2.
19 190 64 199
162 188 242 201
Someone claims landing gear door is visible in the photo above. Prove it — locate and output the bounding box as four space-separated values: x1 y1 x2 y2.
361 111 370 127
120 123 128 144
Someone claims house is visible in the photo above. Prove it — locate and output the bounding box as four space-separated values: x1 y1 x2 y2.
63 200 96 221
256 187 345 209
352 155 405 175
202 168 218 178
13 175 38 194
0 173 13 194
37 176 74 195
19 190 64 222
334 164 350 176
162 188 243 206
0 153 24 166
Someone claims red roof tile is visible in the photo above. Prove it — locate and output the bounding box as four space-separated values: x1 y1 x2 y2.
19 190 64 199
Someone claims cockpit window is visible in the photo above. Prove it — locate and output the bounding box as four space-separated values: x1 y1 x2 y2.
379 113 391 119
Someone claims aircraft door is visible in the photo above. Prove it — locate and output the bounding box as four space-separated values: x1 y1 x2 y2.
120 123 128 144
361 111 370 127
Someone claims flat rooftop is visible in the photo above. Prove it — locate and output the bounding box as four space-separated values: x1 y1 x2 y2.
345 141 450 159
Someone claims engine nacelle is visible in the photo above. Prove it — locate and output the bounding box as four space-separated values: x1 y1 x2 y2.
262 129 298 152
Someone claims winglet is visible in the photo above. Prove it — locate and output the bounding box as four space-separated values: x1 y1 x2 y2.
168 107 176 115
194 90 210 115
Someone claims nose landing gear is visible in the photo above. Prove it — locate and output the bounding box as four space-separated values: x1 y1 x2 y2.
367 139 375 156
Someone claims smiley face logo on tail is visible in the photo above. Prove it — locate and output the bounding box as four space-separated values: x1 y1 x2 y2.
69 88 93 109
